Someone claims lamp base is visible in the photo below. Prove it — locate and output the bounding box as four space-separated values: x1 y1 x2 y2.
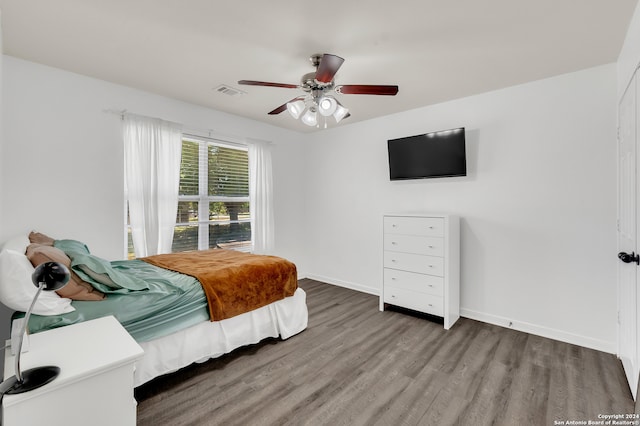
2 366 60 394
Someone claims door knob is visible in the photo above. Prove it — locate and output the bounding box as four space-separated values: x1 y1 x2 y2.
618 251 640 265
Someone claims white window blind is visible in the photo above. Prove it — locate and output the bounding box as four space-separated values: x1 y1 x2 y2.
174 136 251 252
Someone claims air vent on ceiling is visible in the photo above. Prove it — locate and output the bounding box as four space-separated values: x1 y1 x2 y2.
214 84 246 97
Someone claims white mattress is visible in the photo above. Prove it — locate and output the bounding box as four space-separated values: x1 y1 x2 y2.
135 287 308 386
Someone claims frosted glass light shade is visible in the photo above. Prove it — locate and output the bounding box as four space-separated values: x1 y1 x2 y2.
333 104 349 123
318 96 337 117
301 108 318 126
286 100 305 119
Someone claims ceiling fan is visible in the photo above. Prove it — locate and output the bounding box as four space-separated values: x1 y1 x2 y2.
238 53 399 128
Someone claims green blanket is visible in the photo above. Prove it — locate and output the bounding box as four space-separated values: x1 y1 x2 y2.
55 239 150 292
20 258 209 342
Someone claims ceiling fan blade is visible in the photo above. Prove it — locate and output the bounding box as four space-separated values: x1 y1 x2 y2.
238 80 298 89
315 54 345 83
335 85 399 96
268 103 289 115
268 97 304 115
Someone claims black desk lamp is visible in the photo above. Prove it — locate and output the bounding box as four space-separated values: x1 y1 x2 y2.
0 261 70 395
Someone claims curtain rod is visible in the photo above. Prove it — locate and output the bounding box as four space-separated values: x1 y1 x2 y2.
102 109 272 146
103 108 127 119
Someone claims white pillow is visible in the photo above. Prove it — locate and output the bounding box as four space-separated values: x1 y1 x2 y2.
0 249 75 315
2 235 30 254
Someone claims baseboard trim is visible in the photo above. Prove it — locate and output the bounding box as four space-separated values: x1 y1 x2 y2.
460 307 616 354
305 274 379 296
301 274 616 355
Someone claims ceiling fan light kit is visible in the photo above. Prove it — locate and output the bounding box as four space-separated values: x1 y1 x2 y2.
238 53 398 129
292 93 346 128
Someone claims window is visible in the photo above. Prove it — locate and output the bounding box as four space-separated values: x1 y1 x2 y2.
127 136 251 257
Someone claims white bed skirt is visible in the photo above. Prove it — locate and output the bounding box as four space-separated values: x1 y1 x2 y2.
135 287 308 386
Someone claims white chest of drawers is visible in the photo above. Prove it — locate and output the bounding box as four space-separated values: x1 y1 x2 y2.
380 213 460 329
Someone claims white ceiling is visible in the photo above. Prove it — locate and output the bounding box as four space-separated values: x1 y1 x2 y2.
0 1 637 133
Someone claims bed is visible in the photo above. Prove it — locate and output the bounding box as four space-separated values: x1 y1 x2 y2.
0 233 308 387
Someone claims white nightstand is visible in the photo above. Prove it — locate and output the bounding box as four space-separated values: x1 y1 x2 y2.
2 315 144 426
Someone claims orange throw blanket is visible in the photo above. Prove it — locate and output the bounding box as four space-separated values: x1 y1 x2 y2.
141 249 297 321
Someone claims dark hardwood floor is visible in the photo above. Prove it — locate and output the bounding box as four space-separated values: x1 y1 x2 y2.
135 279 633 426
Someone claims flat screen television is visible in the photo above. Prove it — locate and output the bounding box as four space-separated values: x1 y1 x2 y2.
388 127 466 180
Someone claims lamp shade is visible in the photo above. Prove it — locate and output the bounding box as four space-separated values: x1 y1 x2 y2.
32 262 70 291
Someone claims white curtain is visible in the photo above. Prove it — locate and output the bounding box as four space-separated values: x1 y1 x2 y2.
248 140 274 254
123 114 182 257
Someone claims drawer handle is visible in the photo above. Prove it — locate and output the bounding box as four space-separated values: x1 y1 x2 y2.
428 245 434 249
391 294 396 298
391 259 397 263
391 241 398 245
427 284 433 288
392 224 398 228
428 303 433 307
429 226 434 229
428 265 433 268
391 277 397 281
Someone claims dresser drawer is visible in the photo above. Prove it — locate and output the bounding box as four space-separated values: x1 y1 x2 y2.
383 268 444 297
384 234 444 256
384 286 444 317
384 216 444 237
384 252 444 276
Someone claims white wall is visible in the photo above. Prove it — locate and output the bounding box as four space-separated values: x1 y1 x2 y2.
303 64 618 353
618 0 640 99
1 56 306 265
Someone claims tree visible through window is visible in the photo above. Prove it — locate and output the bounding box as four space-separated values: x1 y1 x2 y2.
127 137 251 257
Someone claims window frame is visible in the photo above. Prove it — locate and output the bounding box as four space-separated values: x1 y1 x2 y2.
178 136 250 251
125 134 251 258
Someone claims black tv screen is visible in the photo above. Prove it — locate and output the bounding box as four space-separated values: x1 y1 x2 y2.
388 127 466 180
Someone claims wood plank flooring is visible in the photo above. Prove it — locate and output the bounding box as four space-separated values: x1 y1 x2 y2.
135 279 634 426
